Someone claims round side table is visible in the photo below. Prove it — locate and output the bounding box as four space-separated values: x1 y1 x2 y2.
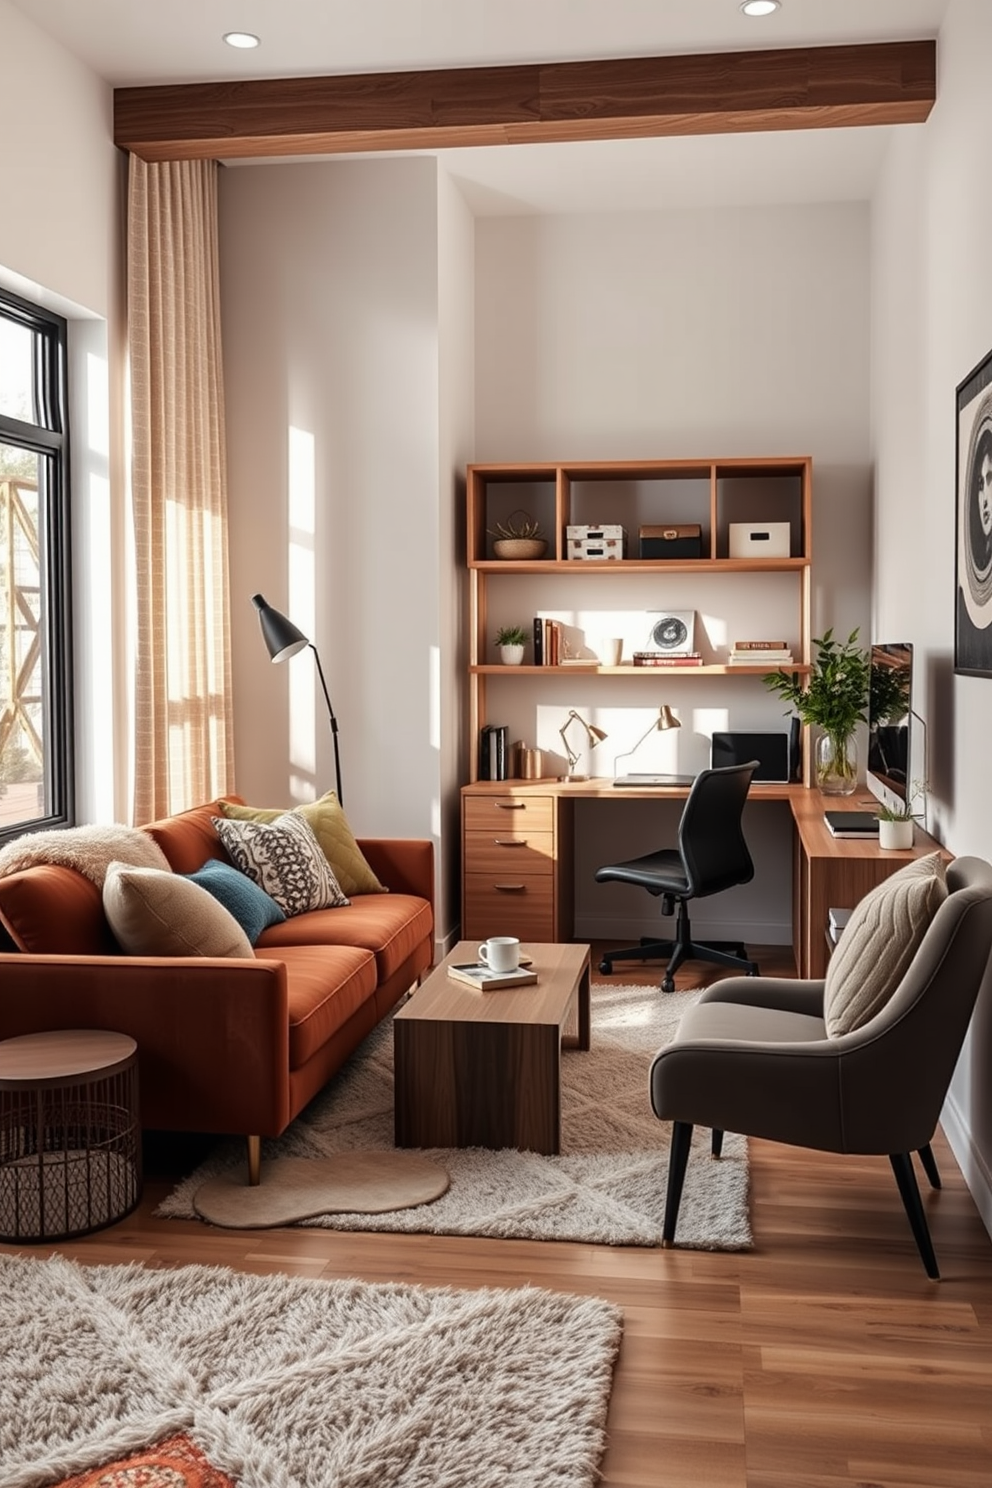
0 1029 142 1242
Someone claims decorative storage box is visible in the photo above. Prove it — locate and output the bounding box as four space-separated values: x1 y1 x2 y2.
566 524 626 560
638 524 703 559
728 521 791 559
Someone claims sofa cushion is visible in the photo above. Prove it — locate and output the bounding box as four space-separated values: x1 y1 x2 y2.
0 864 119 954
218 792 386 897
256 893 433 983
264 943 378 1067
212 814 349 916
0 822 170 888
142 801 232 874
103 863 254 958
824 851 948 1037
185 858 286 945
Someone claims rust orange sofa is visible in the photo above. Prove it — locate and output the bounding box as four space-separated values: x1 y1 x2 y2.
0 800 434 1180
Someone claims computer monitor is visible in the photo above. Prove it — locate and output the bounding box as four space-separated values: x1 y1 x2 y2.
866 642 913 816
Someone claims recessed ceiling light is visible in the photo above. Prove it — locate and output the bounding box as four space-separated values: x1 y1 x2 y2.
223 31 260 49
740 0 780 15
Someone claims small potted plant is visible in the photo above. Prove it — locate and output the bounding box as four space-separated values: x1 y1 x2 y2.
495 624 529 665
488 511 548 561
876 779 926 849
764 628 870 795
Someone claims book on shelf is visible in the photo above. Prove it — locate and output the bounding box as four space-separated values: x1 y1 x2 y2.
532 617 544 666
728 650 794 665
447 962 539 991
478 723 510 781
732 640 789 651
631 651 703 667
824 810 879 838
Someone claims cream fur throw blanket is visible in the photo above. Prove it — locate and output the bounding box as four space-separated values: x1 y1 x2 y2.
0 824 170 887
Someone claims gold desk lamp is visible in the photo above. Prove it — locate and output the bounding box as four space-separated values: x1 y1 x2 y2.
558 710 608 781
612 705 682 779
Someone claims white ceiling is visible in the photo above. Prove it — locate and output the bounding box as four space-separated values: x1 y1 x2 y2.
9 0 951 214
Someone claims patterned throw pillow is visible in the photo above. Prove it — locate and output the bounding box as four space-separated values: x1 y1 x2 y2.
212 813 350 917
217 791 386 896
823 851 948 1037
185 858 286 945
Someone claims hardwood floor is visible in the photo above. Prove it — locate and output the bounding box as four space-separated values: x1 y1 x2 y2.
3 944 991 1487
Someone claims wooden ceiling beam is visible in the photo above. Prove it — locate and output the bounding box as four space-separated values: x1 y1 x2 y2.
115 39 936 162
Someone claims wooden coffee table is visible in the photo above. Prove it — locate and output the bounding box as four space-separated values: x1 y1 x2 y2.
393 942 590 1155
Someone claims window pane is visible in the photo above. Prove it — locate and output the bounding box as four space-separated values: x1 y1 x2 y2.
0 443 46 829
0 318 35 423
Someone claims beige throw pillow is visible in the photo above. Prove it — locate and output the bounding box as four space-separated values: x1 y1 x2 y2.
218 791 386 896
823 852 948 1037
103 862 254 958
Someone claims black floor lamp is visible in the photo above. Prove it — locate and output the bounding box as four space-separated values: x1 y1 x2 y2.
251 594 344 805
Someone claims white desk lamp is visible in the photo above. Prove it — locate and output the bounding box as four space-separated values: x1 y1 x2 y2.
612 705 682 779
558 710 607 781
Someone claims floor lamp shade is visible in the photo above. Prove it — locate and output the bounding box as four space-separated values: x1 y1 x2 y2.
251 594 344 804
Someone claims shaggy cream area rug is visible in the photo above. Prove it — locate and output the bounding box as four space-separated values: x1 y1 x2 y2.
159 983 751 1249
0 1254 622 1488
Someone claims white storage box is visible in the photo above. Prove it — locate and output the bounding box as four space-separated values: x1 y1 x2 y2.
728 521 791 560
566 525 626 560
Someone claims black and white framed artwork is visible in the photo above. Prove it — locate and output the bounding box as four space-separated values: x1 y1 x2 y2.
956 346 992 675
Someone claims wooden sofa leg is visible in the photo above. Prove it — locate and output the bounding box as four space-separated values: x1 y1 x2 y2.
247 1135 261 1186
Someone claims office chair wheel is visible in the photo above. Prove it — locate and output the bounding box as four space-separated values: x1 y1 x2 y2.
661 975 675 993
599 958 612 974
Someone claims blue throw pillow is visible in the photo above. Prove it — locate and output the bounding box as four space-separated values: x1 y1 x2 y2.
185 858 285 945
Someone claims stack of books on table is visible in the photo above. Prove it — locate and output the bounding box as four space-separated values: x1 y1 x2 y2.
823 811 879 839
827 906 853 944
727 640 794 666
447 963 538 991
631 651 703 667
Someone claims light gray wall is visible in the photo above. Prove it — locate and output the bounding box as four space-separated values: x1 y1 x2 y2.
475 203 873 943
0 0 127 827
220 158 465 944
872 0 992 1232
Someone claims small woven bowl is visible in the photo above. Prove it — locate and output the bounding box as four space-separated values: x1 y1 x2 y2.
493 538 547 560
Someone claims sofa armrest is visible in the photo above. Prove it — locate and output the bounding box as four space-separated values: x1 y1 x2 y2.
0 952 293 1136
357 838 434 908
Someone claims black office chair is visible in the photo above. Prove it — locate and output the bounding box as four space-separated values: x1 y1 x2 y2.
595 761 760 992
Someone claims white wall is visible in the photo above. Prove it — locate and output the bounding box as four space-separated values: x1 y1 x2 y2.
872 0 992 1232
0 0 126 826
475 204 873 942
220 158 465 943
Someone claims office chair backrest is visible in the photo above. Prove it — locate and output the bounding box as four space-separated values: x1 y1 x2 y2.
677 761 758 900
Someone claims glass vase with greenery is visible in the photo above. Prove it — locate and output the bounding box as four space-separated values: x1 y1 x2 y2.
763 628 870 794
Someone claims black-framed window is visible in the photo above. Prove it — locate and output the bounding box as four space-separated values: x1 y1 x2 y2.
0 286 73 842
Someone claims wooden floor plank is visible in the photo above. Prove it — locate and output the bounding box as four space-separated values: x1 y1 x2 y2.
2 943 991 1486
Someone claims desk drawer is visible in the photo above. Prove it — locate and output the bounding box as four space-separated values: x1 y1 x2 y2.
464 873 555 942
464 831 555 877
464 795 554 833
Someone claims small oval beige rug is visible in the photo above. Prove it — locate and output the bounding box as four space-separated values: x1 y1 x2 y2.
193 1152 449 1228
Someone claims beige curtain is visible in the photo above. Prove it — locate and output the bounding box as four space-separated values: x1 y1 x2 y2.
127 156 235 822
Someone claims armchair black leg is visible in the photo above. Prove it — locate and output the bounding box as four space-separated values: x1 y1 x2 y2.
711 1129 724 1158
889 1152 940 1279
917 1142 941 1190
663 1120 694 1247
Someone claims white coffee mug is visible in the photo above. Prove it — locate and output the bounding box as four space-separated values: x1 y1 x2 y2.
598 637 623 667
478 936 520 972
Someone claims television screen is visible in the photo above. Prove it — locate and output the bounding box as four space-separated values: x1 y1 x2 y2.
867 642 913 814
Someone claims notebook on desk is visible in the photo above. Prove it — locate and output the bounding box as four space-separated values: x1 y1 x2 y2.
613 772 698 788
824 810 879 838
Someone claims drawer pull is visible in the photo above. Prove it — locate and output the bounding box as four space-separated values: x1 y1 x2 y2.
494 801 525 810
494 883 526 892
493 838 527 847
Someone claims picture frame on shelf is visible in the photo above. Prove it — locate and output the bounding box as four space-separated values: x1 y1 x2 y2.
955 345 992 676
644 610 696 655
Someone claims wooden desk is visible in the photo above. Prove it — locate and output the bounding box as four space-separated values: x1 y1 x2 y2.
461 779 947 981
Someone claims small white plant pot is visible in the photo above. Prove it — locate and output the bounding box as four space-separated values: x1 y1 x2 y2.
499 644 526 665
878 818 914 850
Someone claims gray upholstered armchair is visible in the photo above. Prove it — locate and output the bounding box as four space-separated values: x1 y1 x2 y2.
650 855 992 1278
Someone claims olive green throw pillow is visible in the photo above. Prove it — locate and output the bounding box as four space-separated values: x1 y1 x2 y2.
218 792 386 896
823 852 948 1038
